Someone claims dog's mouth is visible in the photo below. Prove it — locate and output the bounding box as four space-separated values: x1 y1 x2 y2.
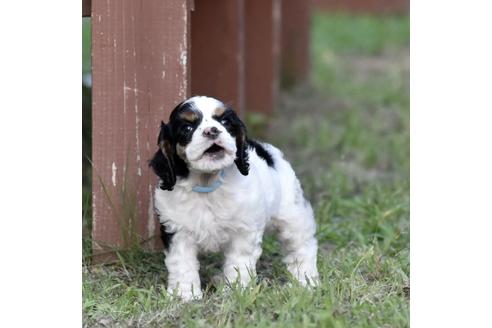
204 143 224 154
198 143 230 161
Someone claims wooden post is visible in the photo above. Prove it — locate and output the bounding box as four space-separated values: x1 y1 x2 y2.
280 0 311 88
82 0 91 17
91 0 191 260
244 0 281 114
191 0 245 116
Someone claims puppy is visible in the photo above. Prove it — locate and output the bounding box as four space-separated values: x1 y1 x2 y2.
150 96 319 301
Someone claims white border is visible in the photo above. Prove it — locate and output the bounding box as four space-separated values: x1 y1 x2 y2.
411 0 492 326
0 1 81 327
1 0 492 326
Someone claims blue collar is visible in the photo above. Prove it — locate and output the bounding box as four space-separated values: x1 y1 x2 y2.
192 170 225 193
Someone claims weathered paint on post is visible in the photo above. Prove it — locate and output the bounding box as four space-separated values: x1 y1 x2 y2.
91 0 190 261
244 0 281 114
280 0 311 88
191 0 245 116
312 0 409 14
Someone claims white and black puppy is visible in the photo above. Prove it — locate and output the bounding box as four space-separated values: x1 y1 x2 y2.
150 96 319 301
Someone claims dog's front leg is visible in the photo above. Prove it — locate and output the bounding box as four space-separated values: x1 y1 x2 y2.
223 229 263 287
165 231 202 301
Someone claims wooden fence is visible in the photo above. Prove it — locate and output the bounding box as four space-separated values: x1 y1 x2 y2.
83 0 310 261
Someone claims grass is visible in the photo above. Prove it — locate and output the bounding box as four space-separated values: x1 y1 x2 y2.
83 18 91 75
83 12 409 327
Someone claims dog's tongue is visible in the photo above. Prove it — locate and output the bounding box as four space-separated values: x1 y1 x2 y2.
204 144 223 153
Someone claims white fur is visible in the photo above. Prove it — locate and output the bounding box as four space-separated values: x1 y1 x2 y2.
154 96 319 301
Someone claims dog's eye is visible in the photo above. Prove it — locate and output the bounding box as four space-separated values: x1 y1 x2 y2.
182 125 193 133
220 118 229 126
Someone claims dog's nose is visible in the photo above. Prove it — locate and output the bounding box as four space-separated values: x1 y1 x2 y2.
202 126 221 139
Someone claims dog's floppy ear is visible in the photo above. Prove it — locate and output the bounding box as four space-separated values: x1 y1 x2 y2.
229 110 249 176
149 121 176 190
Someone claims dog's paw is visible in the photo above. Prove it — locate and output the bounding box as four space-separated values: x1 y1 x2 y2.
167 286 203 302
297 274 320 288
287 266 320 288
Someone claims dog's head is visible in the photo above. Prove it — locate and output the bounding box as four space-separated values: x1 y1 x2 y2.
149 96 249 190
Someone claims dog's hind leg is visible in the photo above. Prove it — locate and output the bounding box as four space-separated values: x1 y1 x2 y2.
272 178 319 285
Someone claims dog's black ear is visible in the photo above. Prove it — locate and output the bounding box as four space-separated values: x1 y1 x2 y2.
229 110 249 176
149 121 176 190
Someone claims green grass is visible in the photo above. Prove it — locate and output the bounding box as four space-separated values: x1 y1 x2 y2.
83 13 409 327
312 13 409 56
82 18 91 74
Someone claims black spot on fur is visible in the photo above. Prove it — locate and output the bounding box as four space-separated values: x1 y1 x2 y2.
248 139 275 168
149 122 190 191
160 224 174 251
213 107 249 175
149 101 197 190
169 101 203 147
149 148 174 190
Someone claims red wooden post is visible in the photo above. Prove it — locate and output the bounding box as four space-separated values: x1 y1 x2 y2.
91 0 191 261
280 0 311 88
244 0 281 114
191 0 245 115
82 0 91 17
